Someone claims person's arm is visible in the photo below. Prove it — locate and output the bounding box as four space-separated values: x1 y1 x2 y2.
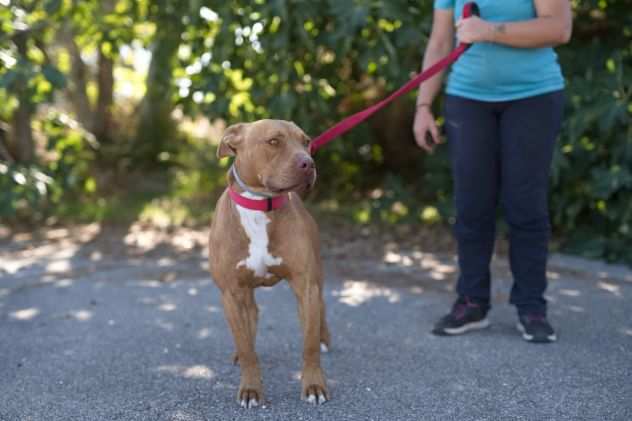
456 0 572 48
413 8 454 152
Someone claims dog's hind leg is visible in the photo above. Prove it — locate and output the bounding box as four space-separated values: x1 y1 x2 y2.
221 288 263 408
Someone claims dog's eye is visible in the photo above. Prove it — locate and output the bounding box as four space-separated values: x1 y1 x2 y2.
267 138 280 146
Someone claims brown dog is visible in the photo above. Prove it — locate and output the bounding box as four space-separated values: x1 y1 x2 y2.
209 119 330 408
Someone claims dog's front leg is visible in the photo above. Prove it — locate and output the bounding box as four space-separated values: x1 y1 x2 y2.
294 282 329 404
221 288 263 408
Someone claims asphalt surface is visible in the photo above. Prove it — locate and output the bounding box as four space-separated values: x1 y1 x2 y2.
1 234 631 421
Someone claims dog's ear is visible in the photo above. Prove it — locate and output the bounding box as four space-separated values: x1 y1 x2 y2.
217 123 246 159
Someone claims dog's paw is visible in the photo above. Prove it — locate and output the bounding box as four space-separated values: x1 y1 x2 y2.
320 342 329 353
301 367 329 405
304 387 328 405
238 387 262 409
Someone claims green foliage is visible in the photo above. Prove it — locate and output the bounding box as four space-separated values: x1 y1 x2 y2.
180 0 430 122
0 0 630 264
0 112 98 222
551 46 632 263
178 0 433 212
0 162 52 220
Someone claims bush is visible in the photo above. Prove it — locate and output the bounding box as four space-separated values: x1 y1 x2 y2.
550 45 632 263
0 112 98 223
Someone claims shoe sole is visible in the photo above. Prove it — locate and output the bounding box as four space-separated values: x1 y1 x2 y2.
435 318 491 335
516 322 557 343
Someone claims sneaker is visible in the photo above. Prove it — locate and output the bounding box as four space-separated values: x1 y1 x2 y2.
432 297 490 336
517 314 557 343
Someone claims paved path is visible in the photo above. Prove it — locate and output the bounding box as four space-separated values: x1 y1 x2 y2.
1 226 631 420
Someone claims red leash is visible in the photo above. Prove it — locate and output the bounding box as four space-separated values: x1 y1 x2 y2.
309 2 479 155
228 3 479 212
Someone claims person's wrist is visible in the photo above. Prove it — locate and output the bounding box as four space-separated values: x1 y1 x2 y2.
489 22 505 43
488 22 496 42
416 102 432 110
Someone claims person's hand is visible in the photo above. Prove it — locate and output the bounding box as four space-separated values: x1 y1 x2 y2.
456 16 494 44
413 105 441 153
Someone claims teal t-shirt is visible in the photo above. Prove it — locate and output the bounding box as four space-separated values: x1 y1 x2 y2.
433 0 564 101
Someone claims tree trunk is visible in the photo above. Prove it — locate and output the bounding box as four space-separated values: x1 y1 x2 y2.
0 124 15 162
93 47 114 143
133 18 183 164
11 31 35 163
369 98 424 178
65 35 94 129
92 0 115 144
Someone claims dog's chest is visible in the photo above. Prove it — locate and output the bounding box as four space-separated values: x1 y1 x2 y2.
235 202 283 278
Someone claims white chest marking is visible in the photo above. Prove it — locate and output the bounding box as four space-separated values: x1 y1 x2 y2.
235 193 283 278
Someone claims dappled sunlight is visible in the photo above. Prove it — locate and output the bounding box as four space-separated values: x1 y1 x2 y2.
156 320 175 331
1 225 210 291
68 309 93 321
382 250 456 281
597 281 622 297
384 251 415 267
409 285 424 295
333 280 400 306
620 328 632 337
0 225 101 278
598 271 632 283
123 223 207 253
559 288 581 297
157 364 215 380
197 327 212 339
158 257 175 267
159 271 178 283
137 280 163 288
55 279 74 288
45 259 72 273
159 303 177 312
10 307 40 320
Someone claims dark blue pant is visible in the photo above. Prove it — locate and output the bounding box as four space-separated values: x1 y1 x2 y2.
444 90 564 316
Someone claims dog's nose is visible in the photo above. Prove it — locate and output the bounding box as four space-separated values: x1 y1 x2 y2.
297 155 315 173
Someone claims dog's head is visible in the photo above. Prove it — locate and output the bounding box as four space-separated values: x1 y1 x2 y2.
217 119 316 194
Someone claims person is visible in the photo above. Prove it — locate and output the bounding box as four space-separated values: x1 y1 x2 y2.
413 0 572 343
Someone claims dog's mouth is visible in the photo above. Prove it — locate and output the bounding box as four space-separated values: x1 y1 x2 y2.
267 181 305 193
265 175 316 194
263 168 317 194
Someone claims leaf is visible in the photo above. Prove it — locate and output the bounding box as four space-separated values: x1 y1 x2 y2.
0 69 18 89
42 65 66 89
564 230 607 259
45 0 62 15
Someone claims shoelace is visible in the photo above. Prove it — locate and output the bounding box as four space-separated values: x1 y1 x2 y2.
452 297 480 320
524 314 547 324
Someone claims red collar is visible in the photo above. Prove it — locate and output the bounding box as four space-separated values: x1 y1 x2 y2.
227 184 288 212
